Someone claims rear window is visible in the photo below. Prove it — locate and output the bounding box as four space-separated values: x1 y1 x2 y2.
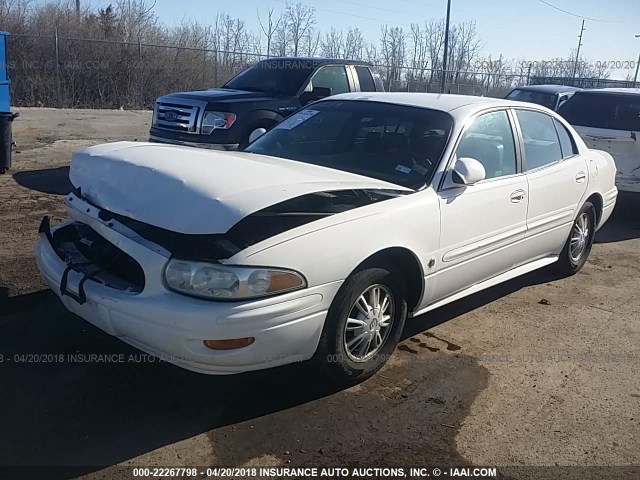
506 89 557 110
355 66 376 92
558 92 640 131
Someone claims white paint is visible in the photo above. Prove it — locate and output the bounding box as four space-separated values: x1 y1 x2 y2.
38 95 618 376
69 141 409 234
574 125 640 193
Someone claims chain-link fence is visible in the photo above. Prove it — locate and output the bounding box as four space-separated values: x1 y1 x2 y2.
530 76 637 89
8 34 528 109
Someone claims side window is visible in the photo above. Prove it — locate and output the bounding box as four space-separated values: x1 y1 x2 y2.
355 66 376 92
554 119 578 158
308 66 350 95
455 110 517 179
516 110 563 170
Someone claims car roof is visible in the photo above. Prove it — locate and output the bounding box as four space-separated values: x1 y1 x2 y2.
258 57 371 66
325 92 541 114
511 84 580 94
579 87 640 95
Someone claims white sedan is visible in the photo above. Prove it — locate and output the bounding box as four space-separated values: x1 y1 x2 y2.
36 93 618 383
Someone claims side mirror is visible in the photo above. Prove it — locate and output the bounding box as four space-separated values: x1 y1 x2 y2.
248 127 267 144
452 157 486 185
300 87 332 105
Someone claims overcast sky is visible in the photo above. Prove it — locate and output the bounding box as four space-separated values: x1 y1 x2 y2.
87 0 640 78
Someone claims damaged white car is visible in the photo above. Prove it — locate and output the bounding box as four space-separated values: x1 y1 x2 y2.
36 93 618 383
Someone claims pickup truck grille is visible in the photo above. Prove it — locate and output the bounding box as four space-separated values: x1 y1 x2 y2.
153 101 200 133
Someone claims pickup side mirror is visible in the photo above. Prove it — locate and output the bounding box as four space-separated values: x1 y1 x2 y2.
452 157 486 185
300 87 332 105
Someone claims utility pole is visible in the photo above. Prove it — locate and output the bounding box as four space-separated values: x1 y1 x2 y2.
440 0 451 93
571 19 585 79
75 0 80 17
633 34 640 87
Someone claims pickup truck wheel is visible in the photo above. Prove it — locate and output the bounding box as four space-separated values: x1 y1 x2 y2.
555 201 596 276
314 263 407 385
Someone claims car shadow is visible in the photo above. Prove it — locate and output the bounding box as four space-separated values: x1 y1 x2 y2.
13 167 73 195
594 192 640 243
0 285 494 477
404 267 557 341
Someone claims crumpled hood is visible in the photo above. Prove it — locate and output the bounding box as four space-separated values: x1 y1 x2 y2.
69 142 410 234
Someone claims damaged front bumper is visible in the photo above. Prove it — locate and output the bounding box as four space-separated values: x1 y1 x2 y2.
36 193 340 374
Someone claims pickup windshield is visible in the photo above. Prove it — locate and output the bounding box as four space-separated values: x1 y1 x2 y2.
245 100 453 190
223 59 315 95
558 92 640 131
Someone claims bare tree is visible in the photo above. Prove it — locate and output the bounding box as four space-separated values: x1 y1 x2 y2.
447 21 481 83
407 22 429 89
380 25 405 90
284 2 316 56
321 27 343 58
425 20 445 83
271 13 289 56
257 7 281 57
305 29 321 56
344 27 364 60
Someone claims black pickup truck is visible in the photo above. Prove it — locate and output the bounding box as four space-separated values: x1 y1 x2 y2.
149 57 383 150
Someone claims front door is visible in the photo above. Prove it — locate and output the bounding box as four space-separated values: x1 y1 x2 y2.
430 109 528 303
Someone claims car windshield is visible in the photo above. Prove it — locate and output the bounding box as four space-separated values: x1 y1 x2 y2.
506 89 557 110
245 100 454 190
223 59 315 95
558 92 640 131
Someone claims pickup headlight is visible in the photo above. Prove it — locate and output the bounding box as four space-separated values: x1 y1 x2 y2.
164 259 306 300
201 111 236 135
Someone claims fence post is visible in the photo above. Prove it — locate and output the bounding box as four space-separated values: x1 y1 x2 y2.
54 27 61 107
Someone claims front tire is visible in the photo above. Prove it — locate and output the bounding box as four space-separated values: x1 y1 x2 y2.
314 263 407 385
555 201 597 276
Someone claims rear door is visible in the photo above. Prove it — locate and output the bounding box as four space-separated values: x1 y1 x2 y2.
559 91 640 192
514 108 589 261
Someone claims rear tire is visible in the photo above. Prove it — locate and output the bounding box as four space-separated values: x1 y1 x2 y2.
313 263 407 385
555 201 596 276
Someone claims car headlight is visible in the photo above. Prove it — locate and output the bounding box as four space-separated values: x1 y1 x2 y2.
164 259 306 300
201 111 236 135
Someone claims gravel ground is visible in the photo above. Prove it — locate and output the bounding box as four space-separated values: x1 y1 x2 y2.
0 108 639 480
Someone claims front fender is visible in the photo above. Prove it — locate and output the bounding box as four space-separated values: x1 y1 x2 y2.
226 190 441 289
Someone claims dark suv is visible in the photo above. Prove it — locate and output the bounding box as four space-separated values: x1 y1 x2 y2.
149 57 383 150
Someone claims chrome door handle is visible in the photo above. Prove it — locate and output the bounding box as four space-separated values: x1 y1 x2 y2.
575 171 587 183
510 190 526 203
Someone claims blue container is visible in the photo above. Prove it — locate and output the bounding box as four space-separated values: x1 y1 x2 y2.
0 31 10 113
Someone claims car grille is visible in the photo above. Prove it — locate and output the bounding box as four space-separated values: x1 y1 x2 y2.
154 100 201 133
51 222 146 293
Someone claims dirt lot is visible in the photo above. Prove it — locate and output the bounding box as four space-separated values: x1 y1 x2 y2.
0 108 639 479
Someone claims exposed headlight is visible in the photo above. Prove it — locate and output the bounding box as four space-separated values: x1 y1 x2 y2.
201 111 236 135
164 259 306 300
